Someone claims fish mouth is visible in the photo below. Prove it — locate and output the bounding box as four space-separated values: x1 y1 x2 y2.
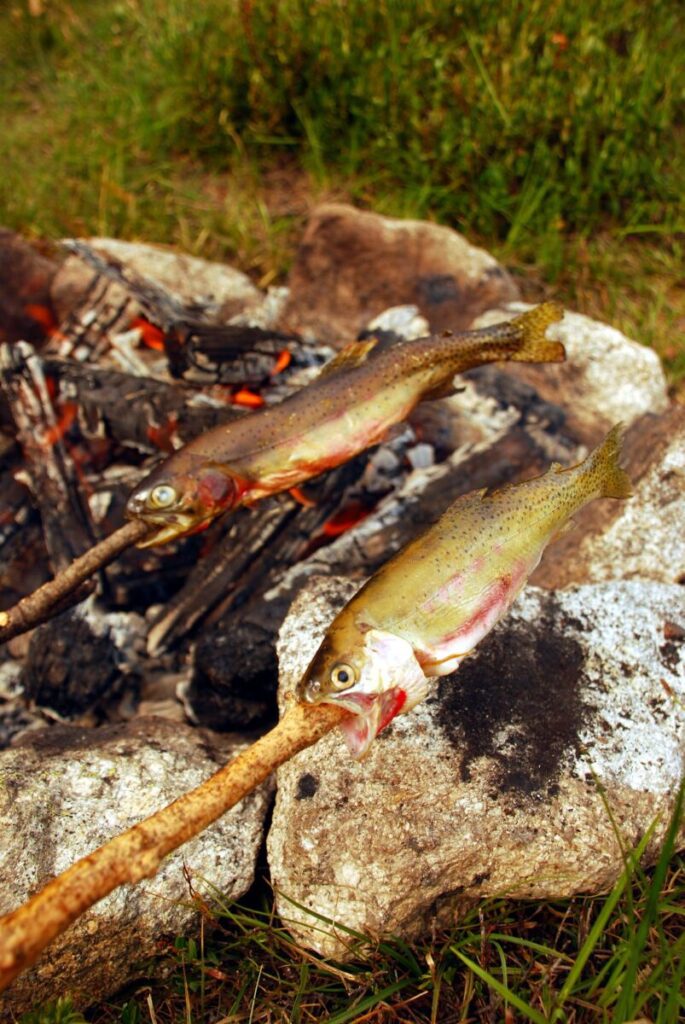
320 687 408 759
126 510 206 548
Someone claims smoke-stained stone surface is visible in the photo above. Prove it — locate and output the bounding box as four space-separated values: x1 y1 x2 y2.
269 577 685 958
0 718 272 1016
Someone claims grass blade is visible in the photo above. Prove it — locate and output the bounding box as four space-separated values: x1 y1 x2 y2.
451 948 548 1024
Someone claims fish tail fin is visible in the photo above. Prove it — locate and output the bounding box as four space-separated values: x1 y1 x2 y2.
506 302 566 364
421 301 565 400
586 423 633 499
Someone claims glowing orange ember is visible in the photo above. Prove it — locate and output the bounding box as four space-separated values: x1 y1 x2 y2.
271 348 292 376
322 501 369 537
24 303 56 333
24 303 66 342
43 402 78 446
231 388 265 409
289 486 316 508
131 316 166 352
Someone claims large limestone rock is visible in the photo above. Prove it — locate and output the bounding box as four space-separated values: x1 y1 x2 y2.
269 577 685 958
471 303 668 442
532 405 685 588
280 203 519 343
0 718 272 1015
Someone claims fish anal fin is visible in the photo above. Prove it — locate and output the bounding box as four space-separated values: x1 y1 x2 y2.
422 375 459 400
318 338 378 379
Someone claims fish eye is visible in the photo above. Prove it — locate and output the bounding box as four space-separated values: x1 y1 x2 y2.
329 663 356 691
148 484 178 510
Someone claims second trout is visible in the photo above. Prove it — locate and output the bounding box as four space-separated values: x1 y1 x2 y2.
126 303 565 545
298 425 632 757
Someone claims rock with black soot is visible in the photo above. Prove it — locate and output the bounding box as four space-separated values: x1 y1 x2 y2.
268 576 685 958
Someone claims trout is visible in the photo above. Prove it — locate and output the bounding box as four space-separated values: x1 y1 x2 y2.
125 303 565 546
297 425 632 758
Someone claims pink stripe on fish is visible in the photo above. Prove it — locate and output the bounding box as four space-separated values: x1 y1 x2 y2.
420 555 484 615
418 563 528 675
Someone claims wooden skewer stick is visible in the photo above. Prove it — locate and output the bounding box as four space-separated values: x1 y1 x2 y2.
0 519 151 644
0 699 348 993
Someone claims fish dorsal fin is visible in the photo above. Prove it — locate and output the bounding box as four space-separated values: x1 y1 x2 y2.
318 337 378 379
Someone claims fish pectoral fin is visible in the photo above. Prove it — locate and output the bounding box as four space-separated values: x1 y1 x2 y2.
318 338 378 379
339 712 378 760
289 486 317 508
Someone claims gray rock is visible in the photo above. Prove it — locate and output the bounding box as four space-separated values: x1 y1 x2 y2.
471 303 668 443
269 577 685 958
280 203 519 343
0 717 272 1015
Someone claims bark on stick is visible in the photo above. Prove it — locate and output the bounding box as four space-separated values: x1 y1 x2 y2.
0 700 348 993
0 520 150 644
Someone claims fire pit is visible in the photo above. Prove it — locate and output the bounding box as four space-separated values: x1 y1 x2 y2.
0 207 682 1015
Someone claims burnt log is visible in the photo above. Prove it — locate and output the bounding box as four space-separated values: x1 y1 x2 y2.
30 357 242 453
0 342 97 571
59 240 305 385
21 599 144 717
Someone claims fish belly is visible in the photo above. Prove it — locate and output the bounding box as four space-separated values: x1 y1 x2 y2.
243 389 419 495
411 553 538 676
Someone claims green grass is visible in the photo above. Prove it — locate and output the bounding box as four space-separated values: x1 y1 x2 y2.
3 0 683 238
1 0 684 386
21 795 685 1022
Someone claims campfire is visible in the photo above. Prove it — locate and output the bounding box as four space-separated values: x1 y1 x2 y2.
0 229 577 741
0 208 681 1014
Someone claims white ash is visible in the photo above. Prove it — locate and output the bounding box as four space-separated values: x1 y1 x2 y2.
407 442 435 470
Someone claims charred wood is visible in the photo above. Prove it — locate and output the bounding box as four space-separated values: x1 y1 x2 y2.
0 342 97 572
60 240 305 385
28 357 242 453
21 599 145 718
189 617 278 731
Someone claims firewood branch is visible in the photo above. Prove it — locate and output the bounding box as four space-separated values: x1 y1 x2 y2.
0 519 151 645
0 700 348 994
